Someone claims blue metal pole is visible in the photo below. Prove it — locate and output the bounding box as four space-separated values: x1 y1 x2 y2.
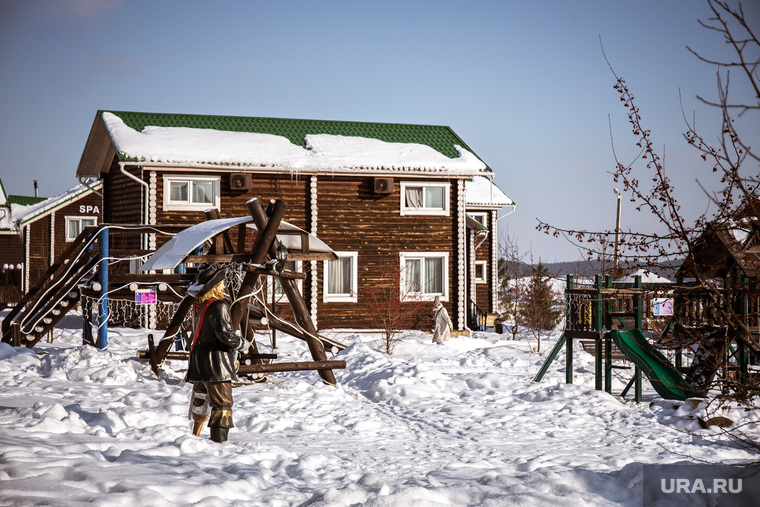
96 225 109 350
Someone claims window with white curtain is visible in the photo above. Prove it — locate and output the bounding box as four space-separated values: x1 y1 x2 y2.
400 181 449 216
399 252 448 300
65 216 97 241
163 175 220 211
323 252 358 302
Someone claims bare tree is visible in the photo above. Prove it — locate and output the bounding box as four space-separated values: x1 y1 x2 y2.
538 0 758 271
498 230 526 339
537 0 759 402
365 264 427 355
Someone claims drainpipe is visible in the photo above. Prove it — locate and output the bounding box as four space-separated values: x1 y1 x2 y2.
474 230 489 251
119 162 150 249
496 205 516 223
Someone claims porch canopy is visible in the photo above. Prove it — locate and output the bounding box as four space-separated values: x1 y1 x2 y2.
140 216 336 272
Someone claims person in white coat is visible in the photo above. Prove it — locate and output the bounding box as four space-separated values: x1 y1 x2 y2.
432 296 453 343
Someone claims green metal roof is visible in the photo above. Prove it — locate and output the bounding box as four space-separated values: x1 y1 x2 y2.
7 194 46 206
100 110 491 171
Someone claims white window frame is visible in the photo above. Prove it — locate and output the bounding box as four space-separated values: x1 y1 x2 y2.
267 260 303 303
163 175 221 211
474 260 487 284
468 212 487 227
65 216 97 242
399 251 449 301
323 251 358 303
400 181 449 216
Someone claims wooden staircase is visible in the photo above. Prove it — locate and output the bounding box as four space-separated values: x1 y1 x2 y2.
1 227 100 348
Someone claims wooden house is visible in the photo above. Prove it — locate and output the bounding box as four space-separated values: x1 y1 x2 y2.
0 179 102 305
74 111 514 333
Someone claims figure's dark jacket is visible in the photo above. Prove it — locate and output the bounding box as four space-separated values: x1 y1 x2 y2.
185 300 246 383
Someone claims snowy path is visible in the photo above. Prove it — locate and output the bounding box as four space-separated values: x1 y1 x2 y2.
0 323 757 506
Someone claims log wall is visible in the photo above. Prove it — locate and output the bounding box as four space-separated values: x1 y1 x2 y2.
316 176 456 330
52 193 102 261
109 166 468 332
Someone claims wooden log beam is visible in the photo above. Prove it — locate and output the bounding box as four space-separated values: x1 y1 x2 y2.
238 360 346 374
231 199 287 337
150 296 195 374
237 223 247 253
107 273 195 284
240 266 306 280
205 209 235 254
137 350 278 361
248 199 338 386
184 252 335 263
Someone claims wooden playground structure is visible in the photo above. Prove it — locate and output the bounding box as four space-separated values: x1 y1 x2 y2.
535 271 759 402
1 197 347 385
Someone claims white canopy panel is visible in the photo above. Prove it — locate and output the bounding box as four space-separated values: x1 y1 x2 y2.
140 216 335 272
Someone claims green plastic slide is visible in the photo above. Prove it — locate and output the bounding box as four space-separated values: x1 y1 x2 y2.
610 329 700 401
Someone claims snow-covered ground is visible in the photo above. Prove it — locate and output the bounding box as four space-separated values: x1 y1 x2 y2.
0 312 757 506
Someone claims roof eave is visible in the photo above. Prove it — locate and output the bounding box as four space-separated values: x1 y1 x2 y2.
121 160 488 178
75 112 117 179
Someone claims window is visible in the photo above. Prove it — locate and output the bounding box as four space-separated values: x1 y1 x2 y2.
474 260 487 283
400 182 449 216
65 216 97 241
163 176 220 211
468 212 487 227
400 252 448 300
323 252 358 302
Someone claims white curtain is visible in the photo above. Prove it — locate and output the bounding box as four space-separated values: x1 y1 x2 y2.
192 181 214 204
328 256 353 295
405 258 421 293
170 181 188 202
424 257 443 293
425 187 443 209
405 187 422 208
68 220 81 241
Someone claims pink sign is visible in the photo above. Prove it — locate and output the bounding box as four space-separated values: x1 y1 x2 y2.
135 290 157 305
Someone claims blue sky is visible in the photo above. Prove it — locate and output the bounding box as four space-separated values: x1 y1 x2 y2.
1 0 757 262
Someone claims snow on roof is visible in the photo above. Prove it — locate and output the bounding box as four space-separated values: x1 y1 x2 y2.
1 182 102 231
727 219 751 245
465 175 514 207
102 112 487 174
614 268 671 284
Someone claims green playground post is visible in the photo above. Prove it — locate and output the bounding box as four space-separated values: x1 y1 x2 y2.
633 275 643 402
604 275 613 393
533 274 574 383
594 275 603 391
534 333 566 382
565 274 574 384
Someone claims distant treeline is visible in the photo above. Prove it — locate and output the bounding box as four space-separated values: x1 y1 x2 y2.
506 259 680 280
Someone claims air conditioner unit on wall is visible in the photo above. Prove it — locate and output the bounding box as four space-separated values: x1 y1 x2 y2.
373 177 394 194
229 173 252 191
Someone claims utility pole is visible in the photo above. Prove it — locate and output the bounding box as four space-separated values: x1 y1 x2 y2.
613 188 622 276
